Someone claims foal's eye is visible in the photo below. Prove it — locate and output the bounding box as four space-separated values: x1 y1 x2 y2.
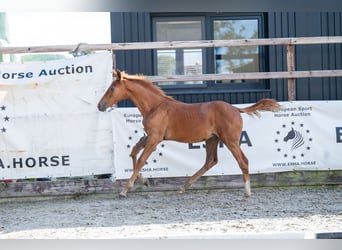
110 86 115 92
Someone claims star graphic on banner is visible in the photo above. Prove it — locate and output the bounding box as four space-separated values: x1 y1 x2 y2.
126 132 165 165
0 104 10 134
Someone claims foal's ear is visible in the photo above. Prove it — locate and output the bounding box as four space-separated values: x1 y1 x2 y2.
113 70 123 81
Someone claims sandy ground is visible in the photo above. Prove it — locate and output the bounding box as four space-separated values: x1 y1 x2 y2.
0 186 341 239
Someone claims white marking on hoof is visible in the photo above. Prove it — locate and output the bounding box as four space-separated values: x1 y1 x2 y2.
177 187 185 194
244 180 251 197
119 190 127 198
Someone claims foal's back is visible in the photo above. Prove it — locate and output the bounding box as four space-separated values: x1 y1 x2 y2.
162 100 242 143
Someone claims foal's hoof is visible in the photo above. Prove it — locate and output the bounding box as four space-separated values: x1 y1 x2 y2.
176 187 185 194
244 180 251 198
244 190 252 198
143 179 150 187
119 191 127 198
244 192 251 198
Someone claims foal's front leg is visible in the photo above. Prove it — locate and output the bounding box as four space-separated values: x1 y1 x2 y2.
130 135 148 185
120 136 161 197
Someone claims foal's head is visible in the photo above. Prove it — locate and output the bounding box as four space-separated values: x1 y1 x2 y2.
98 70 129 111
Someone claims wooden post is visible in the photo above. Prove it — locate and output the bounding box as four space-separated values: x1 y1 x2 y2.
111 51 116 70
287 44 296 101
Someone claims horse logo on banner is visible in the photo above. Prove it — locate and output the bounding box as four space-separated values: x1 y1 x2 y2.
283 128 305 152
275 122 313 159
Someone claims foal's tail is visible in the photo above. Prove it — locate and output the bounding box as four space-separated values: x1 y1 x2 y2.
238 98 281 117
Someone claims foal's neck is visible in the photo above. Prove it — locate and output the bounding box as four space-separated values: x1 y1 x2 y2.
128 81 168 116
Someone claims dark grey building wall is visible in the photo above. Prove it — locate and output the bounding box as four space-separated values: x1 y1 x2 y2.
110 12 342 106
111 13 153 75
268 12 342 101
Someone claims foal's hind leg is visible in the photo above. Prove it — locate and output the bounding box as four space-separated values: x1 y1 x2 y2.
178 135 220 193
130 135 149 185
223 141 251 197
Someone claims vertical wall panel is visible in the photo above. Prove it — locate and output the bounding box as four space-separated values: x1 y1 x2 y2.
268 12 293 102
111 12 153 75
268 12 342 101
295 13 322 100
320 12 342 100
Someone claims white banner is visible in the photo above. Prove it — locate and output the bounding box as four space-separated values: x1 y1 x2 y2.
112 101 342 179
0 52 114 180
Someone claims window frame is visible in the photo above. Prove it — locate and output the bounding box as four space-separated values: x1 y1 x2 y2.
152 16 207 89
152 13 269 92
207 14 268 90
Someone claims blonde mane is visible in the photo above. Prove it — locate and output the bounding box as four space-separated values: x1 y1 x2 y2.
120 72 174 101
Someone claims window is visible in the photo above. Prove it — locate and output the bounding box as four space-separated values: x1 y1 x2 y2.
153 14 266 90
213 19 259 83
153 17 204 86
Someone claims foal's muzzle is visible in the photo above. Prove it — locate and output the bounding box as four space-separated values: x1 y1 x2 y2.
98 101 107 112
98 101 117 112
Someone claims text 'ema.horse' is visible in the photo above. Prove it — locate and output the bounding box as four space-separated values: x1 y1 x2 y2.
98 70 281 198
